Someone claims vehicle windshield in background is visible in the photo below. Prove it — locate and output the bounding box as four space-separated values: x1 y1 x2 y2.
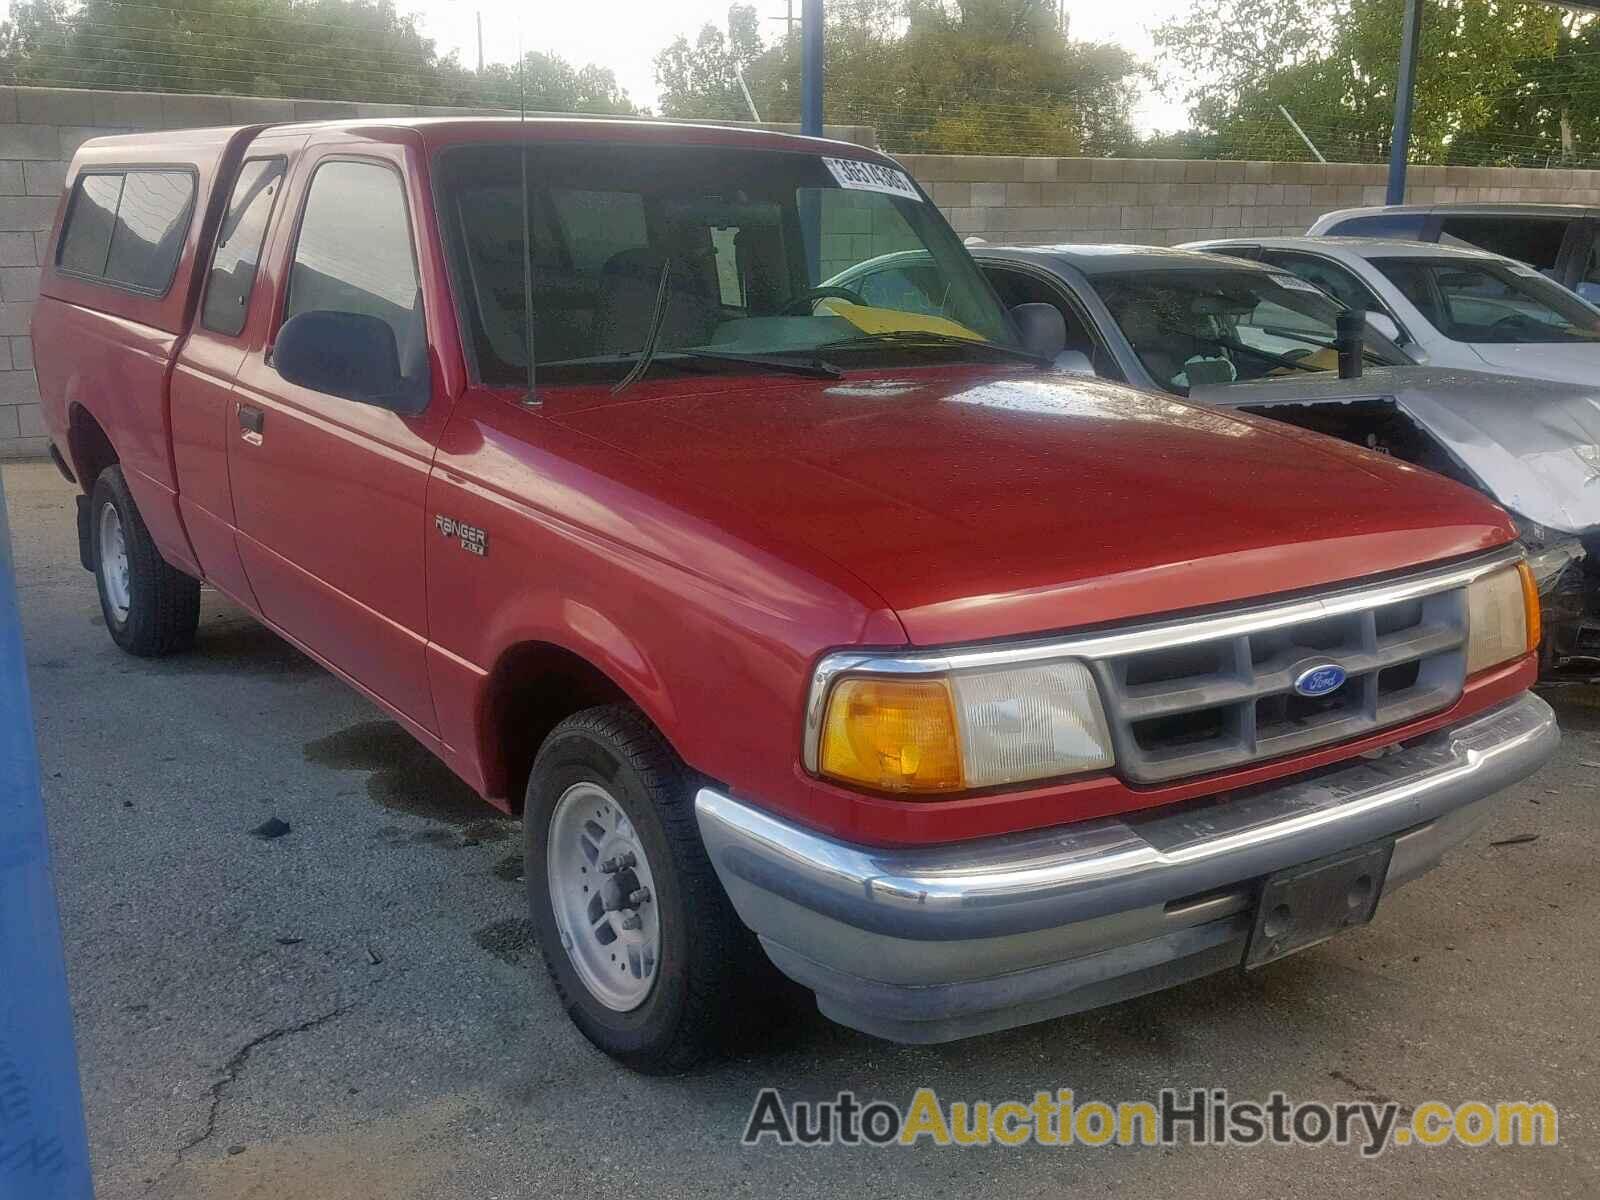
432 143 1019 385
1371 258 1600 345
1094 268 1409 393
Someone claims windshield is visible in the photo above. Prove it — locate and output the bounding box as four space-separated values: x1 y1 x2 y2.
1093 267 1409 393
433 143 1019 385
1371 258 1600 345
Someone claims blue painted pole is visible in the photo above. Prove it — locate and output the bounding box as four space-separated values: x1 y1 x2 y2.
0 476 94 1200
1386 0 1424 205
801 0 824 137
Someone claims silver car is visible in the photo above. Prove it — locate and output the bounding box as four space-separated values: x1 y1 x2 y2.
1184 235 1600 389
829 243 1600 665
1306 201 1600 299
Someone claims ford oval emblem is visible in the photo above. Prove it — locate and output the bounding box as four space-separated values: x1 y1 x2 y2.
1294 663 1348 697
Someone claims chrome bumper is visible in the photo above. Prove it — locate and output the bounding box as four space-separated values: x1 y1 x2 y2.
695 692 1559 1044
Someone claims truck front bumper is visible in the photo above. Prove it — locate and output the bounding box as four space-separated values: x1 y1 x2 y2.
695 692 1559 1044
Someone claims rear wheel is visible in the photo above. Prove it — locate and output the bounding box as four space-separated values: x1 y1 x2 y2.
90 466 200 657
525 705 759 1073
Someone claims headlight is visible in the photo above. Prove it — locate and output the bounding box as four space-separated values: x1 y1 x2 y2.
817 661 1114 795
1465 561 1540 674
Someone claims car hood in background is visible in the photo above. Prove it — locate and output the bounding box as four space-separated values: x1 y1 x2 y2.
1466 340 1600 388
1195 366 1600 535
552 370 1512 646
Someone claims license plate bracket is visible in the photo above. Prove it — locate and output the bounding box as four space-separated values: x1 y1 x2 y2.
1244 839 1395 970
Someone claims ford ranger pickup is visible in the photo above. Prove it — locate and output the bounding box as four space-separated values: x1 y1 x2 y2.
32 117 1558 1072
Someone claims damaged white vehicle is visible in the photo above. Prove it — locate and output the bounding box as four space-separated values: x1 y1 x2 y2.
953 245 1600 667
1192 367 1597 666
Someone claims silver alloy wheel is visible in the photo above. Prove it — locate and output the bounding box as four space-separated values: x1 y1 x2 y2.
97 501 131 624
546 781 661 1012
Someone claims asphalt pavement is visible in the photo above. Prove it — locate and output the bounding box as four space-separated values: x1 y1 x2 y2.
6 459 1596 1198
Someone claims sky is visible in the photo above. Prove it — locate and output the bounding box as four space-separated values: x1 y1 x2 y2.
412 0 1195 132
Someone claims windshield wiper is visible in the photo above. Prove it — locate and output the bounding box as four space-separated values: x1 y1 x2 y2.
664 349 842 379
541 348 843 381
611 258 674 395
821 330 1049 366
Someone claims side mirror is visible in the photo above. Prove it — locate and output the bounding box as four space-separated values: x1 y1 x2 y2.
274 310 426 413
1363 310 1406 345
1052 350 1096 376
1010 302 1067 359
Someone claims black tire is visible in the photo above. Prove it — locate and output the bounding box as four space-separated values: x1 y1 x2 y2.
525 705 761 1073
89 465 200 657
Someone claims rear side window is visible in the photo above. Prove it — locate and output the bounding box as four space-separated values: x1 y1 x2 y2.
201 158 286 336
548 189 647 271
58 174 121 276
1438 215 1567 274
57 169 195 294
1260 251 1385 313
1324 213 1427 240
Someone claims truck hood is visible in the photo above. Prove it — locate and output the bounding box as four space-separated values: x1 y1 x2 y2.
553 370 1514 646
1195 366 1600 535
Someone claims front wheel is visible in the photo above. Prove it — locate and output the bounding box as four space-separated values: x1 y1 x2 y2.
90 466 200 657
525 706 760 1073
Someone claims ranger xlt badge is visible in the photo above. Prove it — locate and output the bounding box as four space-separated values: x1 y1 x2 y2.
435 515 487 557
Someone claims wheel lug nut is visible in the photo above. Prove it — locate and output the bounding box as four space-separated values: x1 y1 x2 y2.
629 887 651 906
598 851 637 874
619 912 642 931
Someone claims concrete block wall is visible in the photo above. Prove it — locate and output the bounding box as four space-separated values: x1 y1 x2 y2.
899 154 1600 247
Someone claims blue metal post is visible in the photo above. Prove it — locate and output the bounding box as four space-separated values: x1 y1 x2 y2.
1386 0 1424 205
0 476 94 1199
801 0 824 137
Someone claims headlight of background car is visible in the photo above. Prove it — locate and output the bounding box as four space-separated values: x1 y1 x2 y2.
817 661 1114 795
1465 561 1540 674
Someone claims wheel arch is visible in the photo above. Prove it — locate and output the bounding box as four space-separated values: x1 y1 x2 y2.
67 402 118 493
478 639 667 815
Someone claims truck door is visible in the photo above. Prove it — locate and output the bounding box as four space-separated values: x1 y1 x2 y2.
172 152 291 610
227 145 444 735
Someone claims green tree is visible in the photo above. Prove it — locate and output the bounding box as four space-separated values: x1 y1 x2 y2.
1154 0 1592 165
0 0 639 114
655 0 1145 155
474 52 639 114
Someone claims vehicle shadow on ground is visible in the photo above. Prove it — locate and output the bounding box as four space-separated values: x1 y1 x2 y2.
115 601 322 683
708 952 1325 1082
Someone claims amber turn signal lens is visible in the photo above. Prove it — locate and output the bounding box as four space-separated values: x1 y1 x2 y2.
1517 559 1541 655
819 677 964 794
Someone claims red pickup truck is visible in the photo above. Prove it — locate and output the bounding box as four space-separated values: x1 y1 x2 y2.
34 117 1558 1072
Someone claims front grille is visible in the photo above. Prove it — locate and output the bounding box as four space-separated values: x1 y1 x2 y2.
1089 588 1468 784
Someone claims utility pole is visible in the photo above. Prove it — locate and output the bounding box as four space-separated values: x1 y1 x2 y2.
801 0 823 136
769 0 798 37
476 10 484 74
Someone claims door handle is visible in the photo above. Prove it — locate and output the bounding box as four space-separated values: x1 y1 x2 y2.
238 404 264 445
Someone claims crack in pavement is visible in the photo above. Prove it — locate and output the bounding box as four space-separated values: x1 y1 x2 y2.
144 1005 354 1194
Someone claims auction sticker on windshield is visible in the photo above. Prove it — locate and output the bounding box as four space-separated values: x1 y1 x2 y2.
1271 275 1328 295
822 157 922 200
